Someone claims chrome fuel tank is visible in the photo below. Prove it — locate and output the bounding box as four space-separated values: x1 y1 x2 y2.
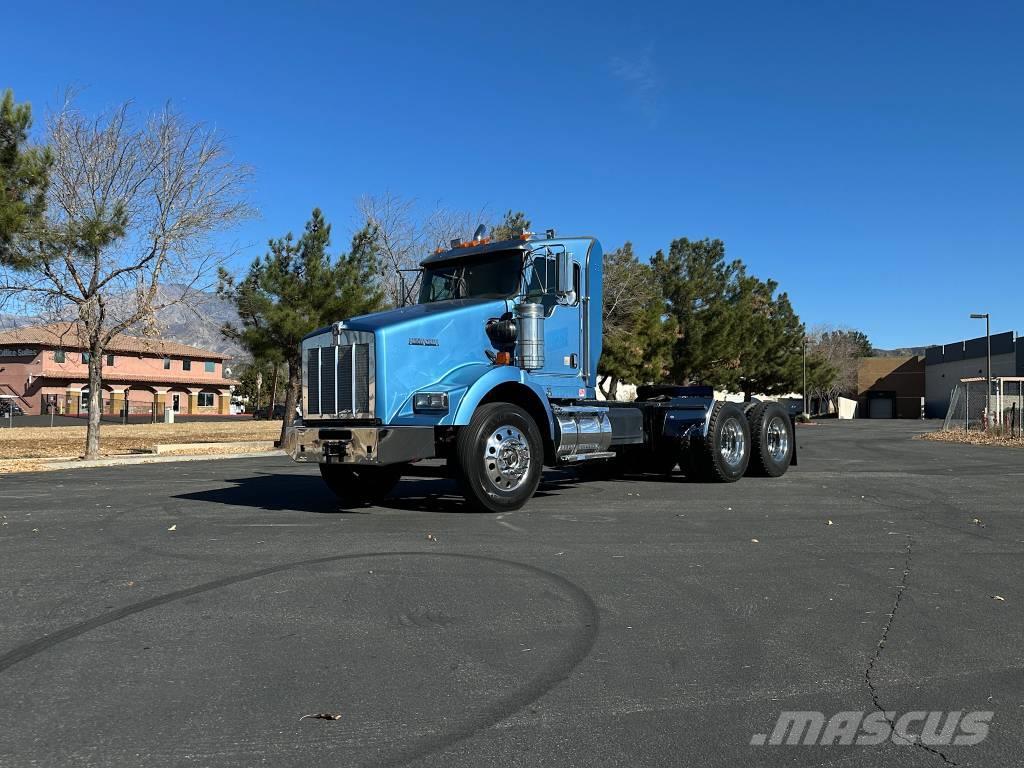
553 405 613 461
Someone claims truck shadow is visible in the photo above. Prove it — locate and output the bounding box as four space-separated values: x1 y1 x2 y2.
173 468 583 515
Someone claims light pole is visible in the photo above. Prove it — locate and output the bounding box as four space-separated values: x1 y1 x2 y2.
802 337 809 416
970 313 991 426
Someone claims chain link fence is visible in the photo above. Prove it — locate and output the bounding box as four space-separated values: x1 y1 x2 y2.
943 378 1024 436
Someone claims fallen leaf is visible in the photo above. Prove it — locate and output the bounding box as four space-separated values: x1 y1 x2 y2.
972 517 985 527
751 538 760 543
167 524 177 532
299 712 342 722
426 533 437 542
826 520 834 526
991 595 1006 601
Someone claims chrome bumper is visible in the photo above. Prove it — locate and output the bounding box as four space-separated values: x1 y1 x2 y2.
284 424 435 466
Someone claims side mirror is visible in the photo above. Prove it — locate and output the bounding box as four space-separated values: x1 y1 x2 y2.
555 251 572 295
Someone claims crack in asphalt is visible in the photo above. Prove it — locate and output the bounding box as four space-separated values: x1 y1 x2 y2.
864 536 958 766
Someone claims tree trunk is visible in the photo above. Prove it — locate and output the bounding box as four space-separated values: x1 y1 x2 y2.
280 358 301 445
84 344 104 460
269 363 279 417
598 375 619 400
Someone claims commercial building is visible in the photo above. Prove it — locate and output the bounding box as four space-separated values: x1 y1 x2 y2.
0 322 235 417
856 356 925 418
924 331 1024 418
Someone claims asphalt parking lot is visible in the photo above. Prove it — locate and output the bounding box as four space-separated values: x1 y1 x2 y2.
2 420 1022 767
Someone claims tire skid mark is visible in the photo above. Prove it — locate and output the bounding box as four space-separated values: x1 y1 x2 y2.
0 552 599 767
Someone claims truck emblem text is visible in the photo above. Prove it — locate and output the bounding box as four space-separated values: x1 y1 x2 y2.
408 338 440 347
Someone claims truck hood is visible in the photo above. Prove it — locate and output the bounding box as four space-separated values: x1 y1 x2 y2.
343 298 505 333
350 298 510 423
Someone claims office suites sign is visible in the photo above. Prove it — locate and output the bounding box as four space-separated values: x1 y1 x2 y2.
0 348 37 358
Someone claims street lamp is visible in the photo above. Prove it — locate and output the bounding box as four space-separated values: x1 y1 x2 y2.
802 336 809 416
970 313 991 425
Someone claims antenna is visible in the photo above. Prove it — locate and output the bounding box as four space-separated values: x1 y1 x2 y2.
473 224 487 242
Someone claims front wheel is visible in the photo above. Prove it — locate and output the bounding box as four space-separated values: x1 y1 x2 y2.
319 463 406 507
455 402 543 513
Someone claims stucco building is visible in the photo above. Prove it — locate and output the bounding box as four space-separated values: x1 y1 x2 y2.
924 331 1023 418
856 356 925 418
0 323 235 417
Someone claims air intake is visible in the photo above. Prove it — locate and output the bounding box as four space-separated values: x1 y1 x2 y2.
305 338 373 417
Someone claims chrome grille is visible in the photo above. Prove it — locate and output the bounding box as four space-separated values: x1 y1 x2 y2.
337 346 352 411
305 337 373 417
320 347 337 415
354 344 370 412
306 348 320 413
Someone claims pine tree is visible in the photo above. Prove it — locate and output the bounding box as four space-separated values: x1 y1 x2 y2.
0 89 52 264
491 210 530 241
652 237 744 386
219 208 385 440
599 243 675 398
653 237 806 396
732 271 805 399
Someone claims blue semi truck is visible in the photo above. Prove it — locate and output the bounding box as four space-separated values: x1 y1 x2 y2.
283 230 795 512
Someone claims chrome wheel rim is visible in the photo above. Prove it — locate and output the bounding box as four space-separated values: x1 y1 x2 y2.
766 416 789 462
720 417 745 468
483 424 531 491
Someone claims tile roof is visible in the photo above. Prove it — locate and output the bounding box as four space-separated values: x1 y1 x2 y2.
35 371 235 387
0 322 228 360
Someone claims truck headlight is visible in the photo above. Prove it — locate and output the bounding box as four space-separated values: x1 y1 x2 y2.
413 392 449 413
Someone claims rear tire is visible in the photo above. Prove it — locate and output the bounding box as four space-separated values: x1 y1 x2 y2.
456 402 543 513
687 401 750 482
319 463 405 507
746 402 793 477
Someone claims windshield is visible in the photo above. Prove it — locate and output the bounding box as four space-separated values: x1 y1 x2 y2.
418 250 523 303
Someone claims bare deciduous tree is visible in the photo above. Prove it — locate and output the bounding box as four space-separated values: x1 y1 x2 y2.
0 98 253 458
357 193 489 306
807 324 871 414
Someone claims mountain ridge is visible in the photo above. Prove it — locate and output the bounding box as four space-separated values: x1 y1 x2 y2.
0 286 246 360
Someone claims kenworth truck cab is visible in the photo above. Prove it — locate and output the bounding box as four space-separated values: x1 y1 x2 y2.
284 231 795 512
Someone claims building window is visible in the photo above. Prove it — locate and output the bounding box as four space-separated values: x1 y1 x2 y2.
198 392 215 407
205 360 215 373
163 356 171 370
183 358 191 371
106 354 115 366
82 352 91 364
54 350 65 363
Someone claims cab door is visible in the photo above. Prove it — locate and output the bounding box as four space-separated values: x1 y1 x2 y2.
523 249 584 399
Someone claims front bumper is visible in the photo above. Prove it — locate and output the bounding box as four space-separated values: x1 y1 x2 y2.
284 424 436 466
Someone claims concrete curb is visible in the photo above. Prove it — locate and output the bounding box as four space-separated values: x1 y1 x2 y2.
27 450 286 472
154 440 277 454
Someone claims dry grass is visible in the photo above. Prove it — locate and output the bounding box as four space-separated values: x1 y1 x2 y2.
918 428 1024 448
0 420 282 460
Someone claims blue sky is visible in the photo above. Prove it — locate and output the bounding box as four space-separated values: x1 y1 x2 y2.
4 1 1022 348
